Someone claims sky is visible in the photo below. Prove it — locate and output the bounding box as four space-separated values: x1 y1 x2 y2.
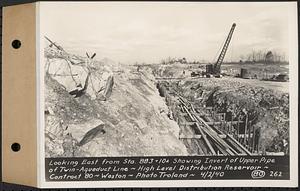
40 2 296 64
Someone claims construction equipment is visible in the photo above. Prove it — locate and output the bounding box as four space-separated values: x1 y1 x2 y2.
206 23 236 77
45 36 64 51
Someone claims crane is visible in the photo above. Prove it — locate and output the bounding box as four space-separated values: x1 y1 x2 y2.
206 23 236 77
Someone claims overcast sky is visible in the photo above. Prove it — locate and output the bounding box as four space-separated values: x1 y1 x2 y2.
40 2 296 64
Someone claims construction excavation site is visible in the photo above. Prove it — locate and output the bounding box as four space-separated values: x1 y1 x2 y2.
44 23 289 158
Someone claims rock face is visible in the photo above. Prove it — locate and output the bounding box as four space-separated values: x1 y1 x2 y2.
44 47 188 157
46 57 113 100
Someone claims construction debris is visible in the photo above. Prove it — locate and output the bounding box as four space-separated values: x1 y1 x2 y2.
98 75 114 101
45 36 114 100
77 124 106 146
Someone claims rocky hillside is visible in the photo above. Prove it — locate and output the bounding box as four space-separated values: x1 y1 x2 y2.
44 46 188 157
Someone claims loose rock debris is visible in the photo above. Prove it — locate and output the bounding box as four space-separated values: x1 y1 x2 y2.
44 39 187 157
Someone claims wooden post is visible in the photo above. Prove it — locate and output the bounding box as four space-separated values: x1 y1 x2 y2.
252 126 256 153
230 113 233 135
165 94 168 105
237 115 240 142
243 114 248 146
256 128 261 153
247 121 252 150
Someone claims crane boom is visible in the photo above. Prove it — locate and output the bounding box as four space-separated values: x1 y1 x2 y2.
214 23 236 74
205 23 236 77
44 36 64 51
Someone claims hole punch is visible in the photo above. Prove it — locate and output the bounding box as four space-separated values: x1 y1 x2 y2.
11 143 21 152
11 39 21 49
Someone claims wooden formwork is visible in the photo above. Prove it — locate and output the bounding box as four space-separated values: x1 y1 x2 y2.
163 88 258 156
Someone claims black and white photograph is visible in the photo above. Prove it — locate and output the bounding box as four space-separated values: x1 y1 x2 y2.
36 1 299 187
1 1 297 188
43 2 294 158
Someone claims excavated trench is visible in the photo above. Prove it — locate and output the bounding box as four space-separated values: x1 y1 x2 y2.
156 79 289 155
